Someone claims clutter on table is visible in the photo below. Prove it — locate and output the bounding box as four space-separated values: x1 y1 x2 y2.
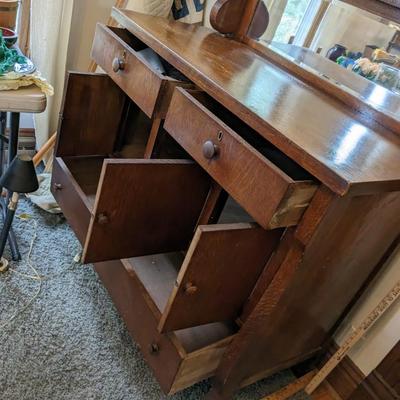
0 29 53 95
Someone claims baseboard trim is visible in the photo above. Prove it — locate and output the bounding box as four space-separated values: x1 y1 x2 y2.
324 342 365 400
324 342 398 400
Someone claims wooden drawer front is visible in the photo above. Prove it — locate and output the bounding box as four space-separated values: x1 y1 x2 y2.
94 259 234 395
82 159 210 264
164 88 317 229
51 157 91 244
92 24 171 118
159 223 283 332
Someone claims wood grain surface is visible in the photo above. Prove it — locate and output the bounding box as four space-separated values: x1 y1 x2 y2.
112 9 400 196
82 159 210 263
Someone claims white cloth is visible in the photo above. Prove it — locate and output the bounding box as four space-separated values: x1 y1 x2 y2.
26 173 61 214
0 71 54 95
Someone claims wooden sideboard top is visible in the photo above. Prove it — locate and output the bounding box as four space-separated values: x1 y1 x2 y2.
113 8 400 196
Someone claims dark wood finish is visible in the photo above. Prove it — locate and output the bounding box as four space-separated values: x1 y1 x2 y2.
91 24 185 119
196 182 228 226
143 117 162 158
208 191 400 399
240 228 299 323
210 0 247 35
94 258 235 394
164 88 317 229
111 9 400 196
210 0 268 39
56 72 125 157
52 8 400 399
236 0 268 40
159 223 282 332
82 159 210 263
51 157 92 243
341 0 400 24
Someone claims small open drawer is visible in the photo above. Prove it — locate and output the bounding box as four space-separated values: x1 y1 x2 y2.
164 88 318 229
91 24 191 119
95 258 236 394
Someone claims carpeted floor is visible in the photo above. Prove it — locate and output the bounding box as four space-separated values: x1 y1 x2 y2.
0 200 309 400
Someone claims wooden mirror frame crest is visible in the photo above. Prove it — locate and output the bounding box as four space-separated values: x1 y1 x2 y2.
210 0 269 41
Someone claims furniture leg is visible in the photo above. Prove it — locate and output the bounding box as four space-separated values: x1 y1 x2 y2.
9 112 19 163
4 112 21 260
0 111 7 177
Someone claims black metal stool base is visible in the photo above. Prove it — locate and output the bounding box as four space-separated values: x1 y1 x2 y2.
0 111 22 261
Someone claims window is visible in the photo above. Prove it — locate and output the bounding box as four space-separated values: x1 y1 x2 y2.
273 0 321 45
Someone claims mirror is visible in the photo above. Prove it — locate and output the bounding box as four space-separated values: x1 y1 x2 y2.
252 0 400 121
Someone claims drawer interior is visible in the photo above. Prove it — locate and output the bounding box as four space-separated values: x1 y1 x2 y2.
108 26 191 83
187 90 314 182
122 198 283 333
124 254 236 352
63 156 103 209
117 100 190 160
98 258 235 394
57 72 188 160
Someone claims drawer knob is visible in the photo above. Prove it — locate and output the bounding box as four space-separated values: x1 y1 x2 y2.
149 343 159 354
53 183 63 190
184 282 198 295
202 140 219 159
97 213 109 225
112 57 125 72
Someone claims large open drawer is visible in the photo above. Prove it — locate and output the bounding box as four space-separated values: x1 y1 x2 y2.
94 258 236 394
52 156 211 263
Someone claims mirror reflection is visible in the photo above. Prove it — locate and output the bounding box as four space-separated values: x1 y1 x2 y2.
258 0 400 98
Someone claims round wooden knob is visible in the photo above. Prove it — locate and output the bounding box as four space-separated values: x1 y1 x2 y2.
184 282 198 295
97 213 109 225
53 183 63 190
112 57 125 72
202 140 219 159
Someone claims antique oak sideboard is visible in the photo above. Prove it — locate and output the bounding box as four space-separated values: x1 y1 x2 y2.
51 1 400 399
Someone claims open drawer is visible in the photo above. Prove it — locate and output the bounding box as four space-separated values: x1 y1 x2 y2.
91 24 191 119
164 88 318 229
95 258 236 394
122 197 283 333
52 152 282 332
52 156 211 263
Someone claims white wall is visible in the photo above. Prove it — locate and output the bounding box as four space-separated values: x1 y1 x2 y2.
335 245 400 376
67 0 116 71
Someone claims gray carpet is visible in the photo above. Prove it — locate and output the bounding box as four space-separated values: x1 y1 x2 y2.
0 200 309 400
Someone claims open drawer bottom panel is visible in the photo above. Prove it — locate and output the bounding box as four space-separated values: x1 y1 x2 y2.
94 258 236 395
